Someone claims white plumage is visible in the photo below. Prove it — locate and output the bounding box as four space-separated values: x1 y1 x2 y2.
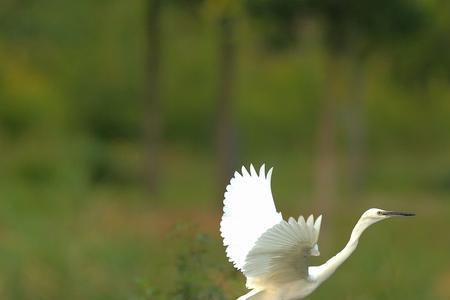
243 215 321 284
220 164 414 300
221 165 282 270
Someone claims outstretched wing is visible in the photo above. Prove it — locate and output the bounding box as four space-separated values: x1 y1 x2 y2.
220 164 283 270
243 215 322 285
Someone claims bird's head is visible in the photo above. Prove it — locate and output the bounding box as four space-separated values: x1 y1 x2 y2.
362 208 415 224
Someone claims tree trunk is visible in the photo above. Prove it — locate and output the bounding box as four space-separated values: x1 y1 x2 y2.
216 15 236 196
145 0 162 195
345 56 366 199
314 53 340 216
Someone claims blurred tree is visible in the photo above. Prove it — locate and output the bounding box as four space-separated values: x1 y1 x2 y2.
390 0 449 86
244 0 311 50
314 53 339 214
344 53 366 197
171 0 239 195
244 0 426 214
244 0 338 213
215 12 237 196
204 0 241 195
146 0 163 195
310 0 426 205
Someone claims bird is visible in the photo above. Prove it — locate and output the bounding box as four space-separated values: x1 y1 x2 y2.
220 164 414 300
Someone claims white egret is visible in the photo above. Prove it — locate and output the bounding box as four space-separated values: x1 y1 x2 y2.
220 164 414 300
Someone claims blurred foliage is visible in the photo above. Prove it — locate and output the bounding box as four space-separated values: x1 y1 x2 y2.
128 228 228 300
171 233 225 300
311 0 426 49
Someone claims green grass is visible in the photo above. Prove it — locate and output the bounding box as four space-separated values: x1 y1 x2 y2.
0 148 450 299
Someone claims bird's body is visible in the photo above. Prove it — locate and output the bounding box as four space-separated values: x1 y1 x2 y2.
220 165 414 300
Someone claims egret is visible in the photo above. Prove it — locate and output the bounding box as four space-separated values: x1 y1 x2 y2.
220 164 414 300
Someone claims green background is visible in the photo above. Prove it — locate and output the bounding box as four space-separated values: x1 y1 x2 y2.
0 0 449 299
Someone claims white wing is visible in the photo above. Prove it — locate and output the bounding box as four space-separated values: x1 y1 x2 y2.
243 215 322 285
220 164 283 270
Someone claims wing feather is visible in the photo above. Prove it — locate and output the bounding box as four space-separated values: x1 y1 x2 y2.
221 164 283 270
242 215 322 286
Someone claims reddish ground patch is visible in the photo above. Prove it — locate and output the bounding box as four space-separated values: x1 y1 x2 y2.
79 202 222 240
435 270 450 298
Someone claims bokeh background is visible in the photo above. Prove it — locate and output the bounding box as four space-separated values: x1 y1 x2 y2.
1 0 450 299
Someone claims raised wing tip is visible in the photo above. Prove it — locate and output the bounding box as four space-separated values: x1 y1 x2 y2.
237 164 273 179
267 167 273 181
314 215 323 232
306 215 314 227
298 215 306 225
241 166 250 177
250 164 258 176
288 217 296 225
259 164 266 177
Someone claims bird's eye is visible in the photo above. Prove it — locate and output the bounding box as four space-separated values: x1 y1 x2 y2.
377 211 383 215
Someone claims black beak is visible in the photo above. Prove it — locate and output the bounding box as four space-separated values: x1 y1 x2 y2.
381 211 415 217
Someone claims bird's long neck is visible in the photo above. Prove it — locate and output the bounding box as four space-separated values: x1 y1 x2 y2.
314 217 374 282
